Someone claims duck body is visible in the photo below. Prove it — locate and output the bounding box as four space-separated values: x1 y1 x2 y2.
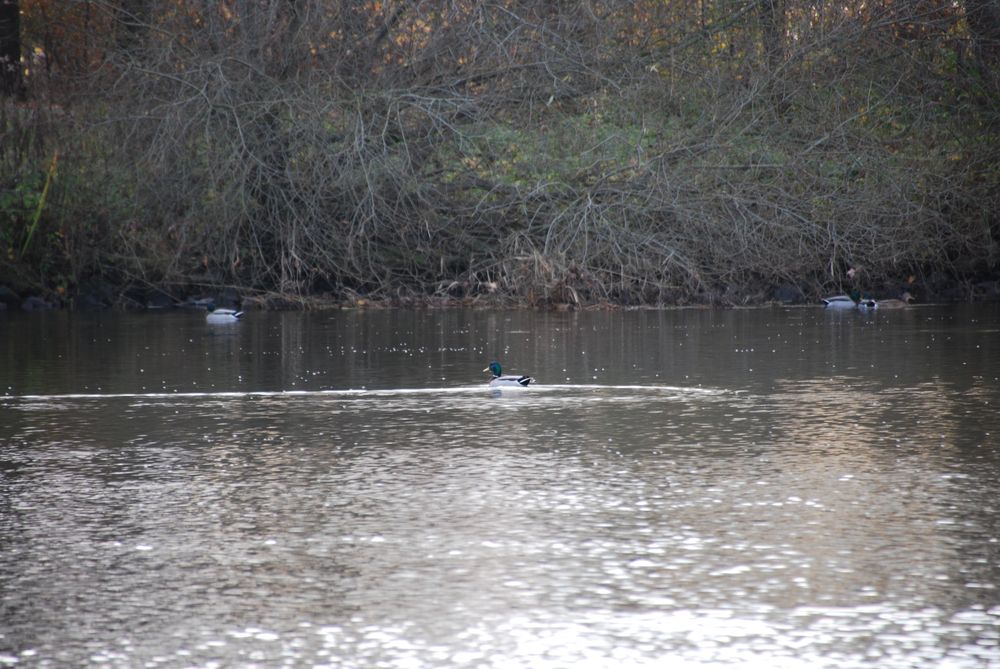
822 294 859 310
484 361 533 387
822 291 877 310
875 291 914 309
489 375 534 388
205 305 244 323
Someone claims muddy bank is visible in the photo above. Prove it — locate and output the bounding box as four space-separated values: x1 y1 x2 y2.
3 275 1000 313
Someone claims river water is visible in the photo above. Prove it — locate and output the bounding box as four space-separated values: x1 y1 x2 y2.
1 306 998 668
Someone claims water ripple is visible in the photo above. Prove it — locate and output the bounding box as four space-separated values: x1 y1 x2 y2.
2 308 999 668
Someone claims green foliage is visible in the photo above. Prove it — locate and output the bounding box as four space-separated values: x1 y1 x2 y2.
19 151 58 258
0 167 47 272
0 127 142 298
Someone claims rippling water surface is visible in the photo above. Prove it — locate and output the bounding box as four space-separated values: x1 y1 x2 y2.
1 306 998 668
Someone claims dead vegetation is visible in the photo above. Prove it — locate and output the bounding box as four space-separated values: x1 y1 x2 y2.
2 1 998 307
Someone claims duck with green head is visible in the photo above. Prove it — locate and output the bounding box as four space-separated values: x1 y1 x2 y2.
823 266 877 309
484 361 534 387
822 290 877 310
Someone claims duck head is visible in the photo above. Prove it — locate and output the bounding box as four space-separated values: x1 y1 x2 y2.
484 361 502 378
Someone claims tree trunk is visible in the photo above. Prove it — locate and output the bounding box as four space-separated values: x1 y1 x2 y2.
0 0 24 99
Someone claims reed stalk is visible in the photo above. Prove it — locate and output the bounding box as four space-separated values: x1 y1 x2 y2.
19 150 59 259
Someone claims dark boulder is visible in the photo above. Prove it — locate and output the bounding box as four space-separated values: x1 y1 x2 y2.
21 295 54 311
0 285 21 309
772 283 804 304
146 292 176 309
74 280 115 310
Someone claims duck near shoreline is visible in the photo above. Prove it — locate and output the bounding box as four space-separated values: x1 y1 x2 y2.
205 304 244 323
822 290 914 310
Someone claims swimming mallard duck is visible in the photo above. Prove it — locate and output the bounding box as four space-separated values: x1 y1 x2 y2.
484 361 533 387
822 291 877 310
822 294 859 309
205 304 244 323
857 296 878 310
875 291 914 309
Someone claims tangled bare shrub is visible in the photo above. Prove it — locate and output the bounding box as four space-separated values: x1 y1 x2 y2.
3 0 998 304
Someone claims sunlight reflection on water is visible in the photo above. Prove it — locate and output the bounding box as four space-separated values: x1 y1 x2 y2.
1 307 999 667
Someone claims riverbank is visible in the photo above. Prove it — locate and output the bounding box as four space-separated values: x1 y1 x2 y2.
4 3 999 318
3 274 1000 313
